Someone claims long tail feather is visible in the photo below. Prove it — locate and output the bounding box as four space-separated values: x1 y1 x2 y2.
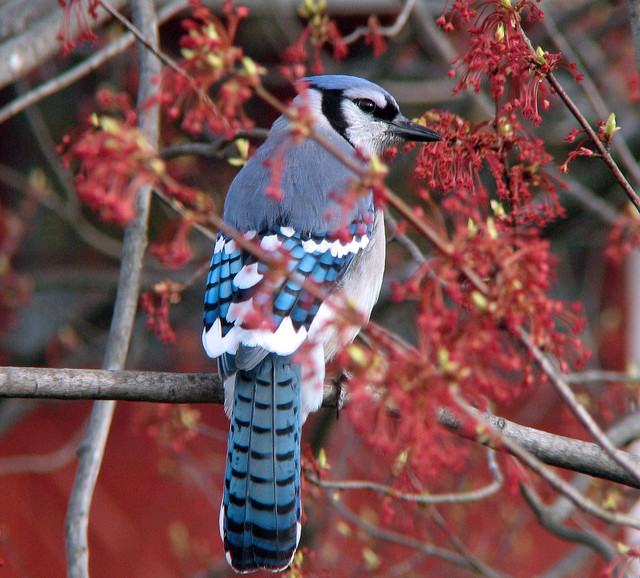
221 354 302 573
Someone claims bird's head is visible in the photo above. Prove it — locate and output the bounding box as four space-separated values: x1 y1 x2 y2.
298 75 443 157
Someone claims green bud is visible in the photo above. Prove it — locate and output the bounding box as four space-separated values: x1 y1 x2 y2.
605 112 620 136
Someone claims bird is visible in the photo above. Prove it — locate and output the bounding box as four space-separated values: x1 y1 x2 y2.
202 74 442 573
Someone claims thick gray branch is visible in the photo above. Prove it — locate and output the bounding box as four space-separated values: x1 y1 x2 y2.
3 366 640 491
439 409 640 491
0 366 344 406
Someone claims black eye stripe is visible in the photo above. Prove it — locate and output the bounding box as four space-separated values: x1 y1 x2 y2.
319 88 399 148
321 89 349 141
353 97 398 122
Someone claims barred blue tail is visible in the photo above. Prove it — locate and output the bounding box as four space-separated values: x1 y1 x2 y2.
221 354 302 573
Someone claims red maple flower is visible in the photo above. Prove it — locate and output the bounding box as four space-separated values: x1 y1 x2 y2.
149 217 195 269
59 91 164 225
446 0 580 126
153 0 259 139
364 16 388 57
57 0 99 55
140 281 183 344
283 0 348 74
414 109 563 227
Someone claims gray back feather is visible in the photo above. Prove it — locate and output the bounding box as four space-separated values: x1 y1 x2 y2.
223 114 371 234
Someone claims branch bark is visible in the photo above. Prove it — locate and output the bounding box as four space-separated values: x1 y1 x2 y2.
64 1 161 576
0 0 128 91
439 408 640 491
4 365 640 491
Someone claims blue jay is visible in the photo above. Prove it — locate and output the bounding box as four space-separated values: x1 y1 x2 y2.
202 75 442 573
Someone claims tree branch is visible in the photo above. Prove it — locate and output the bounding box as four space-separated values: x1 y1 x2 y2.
518 23 640 212
439 407 640 491
307 448 503 504
4 365 640 492
0 0 129 90
329 496 506 577
65 1 161 576
520 482 617 562
341 0 416 45
0 0 189 126
518 329 640 485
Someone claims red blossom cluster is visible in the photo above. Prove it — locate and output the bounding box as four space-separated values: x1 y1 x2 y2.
59 91 159 225
559 115 619 173
148 216 196 270
605 214 640 264
153 0 261 138
364 16 388 57
444 0 581 126
337 214 588 479
60 90 201 227
138 404 202 453
39 0 640 572
283 0 347 74
57 0 99 55
414 109 563 226
325 0 591 483
140 281 183 344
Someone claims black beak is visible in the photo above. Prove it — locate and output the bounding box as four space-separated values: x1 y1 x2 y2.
388 115 443 143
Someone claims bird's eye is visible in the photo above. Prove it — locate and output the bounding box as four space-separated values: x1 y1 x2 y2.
354 98 377 114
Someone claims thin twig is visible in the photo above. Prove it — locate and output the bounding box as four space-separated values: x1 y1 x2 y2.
98 0 184 76
520 482 617 562
341 0 417 45
307 448 502 504
384 210 426 264
519 329 640 486
518 26 640 211
0 423 86 475
451 395 640 531
0 162 122 259
159 128 270 160
428 502 499 577
565 370 640 384
329 496 506 577
543 11 640 189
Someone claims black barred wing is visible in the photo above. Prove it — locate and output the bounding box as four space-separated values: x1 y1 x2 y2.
202 220 373 361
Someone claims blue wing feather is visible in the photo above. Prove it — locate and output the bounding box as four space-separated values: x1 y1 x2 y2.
202 210 374 343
